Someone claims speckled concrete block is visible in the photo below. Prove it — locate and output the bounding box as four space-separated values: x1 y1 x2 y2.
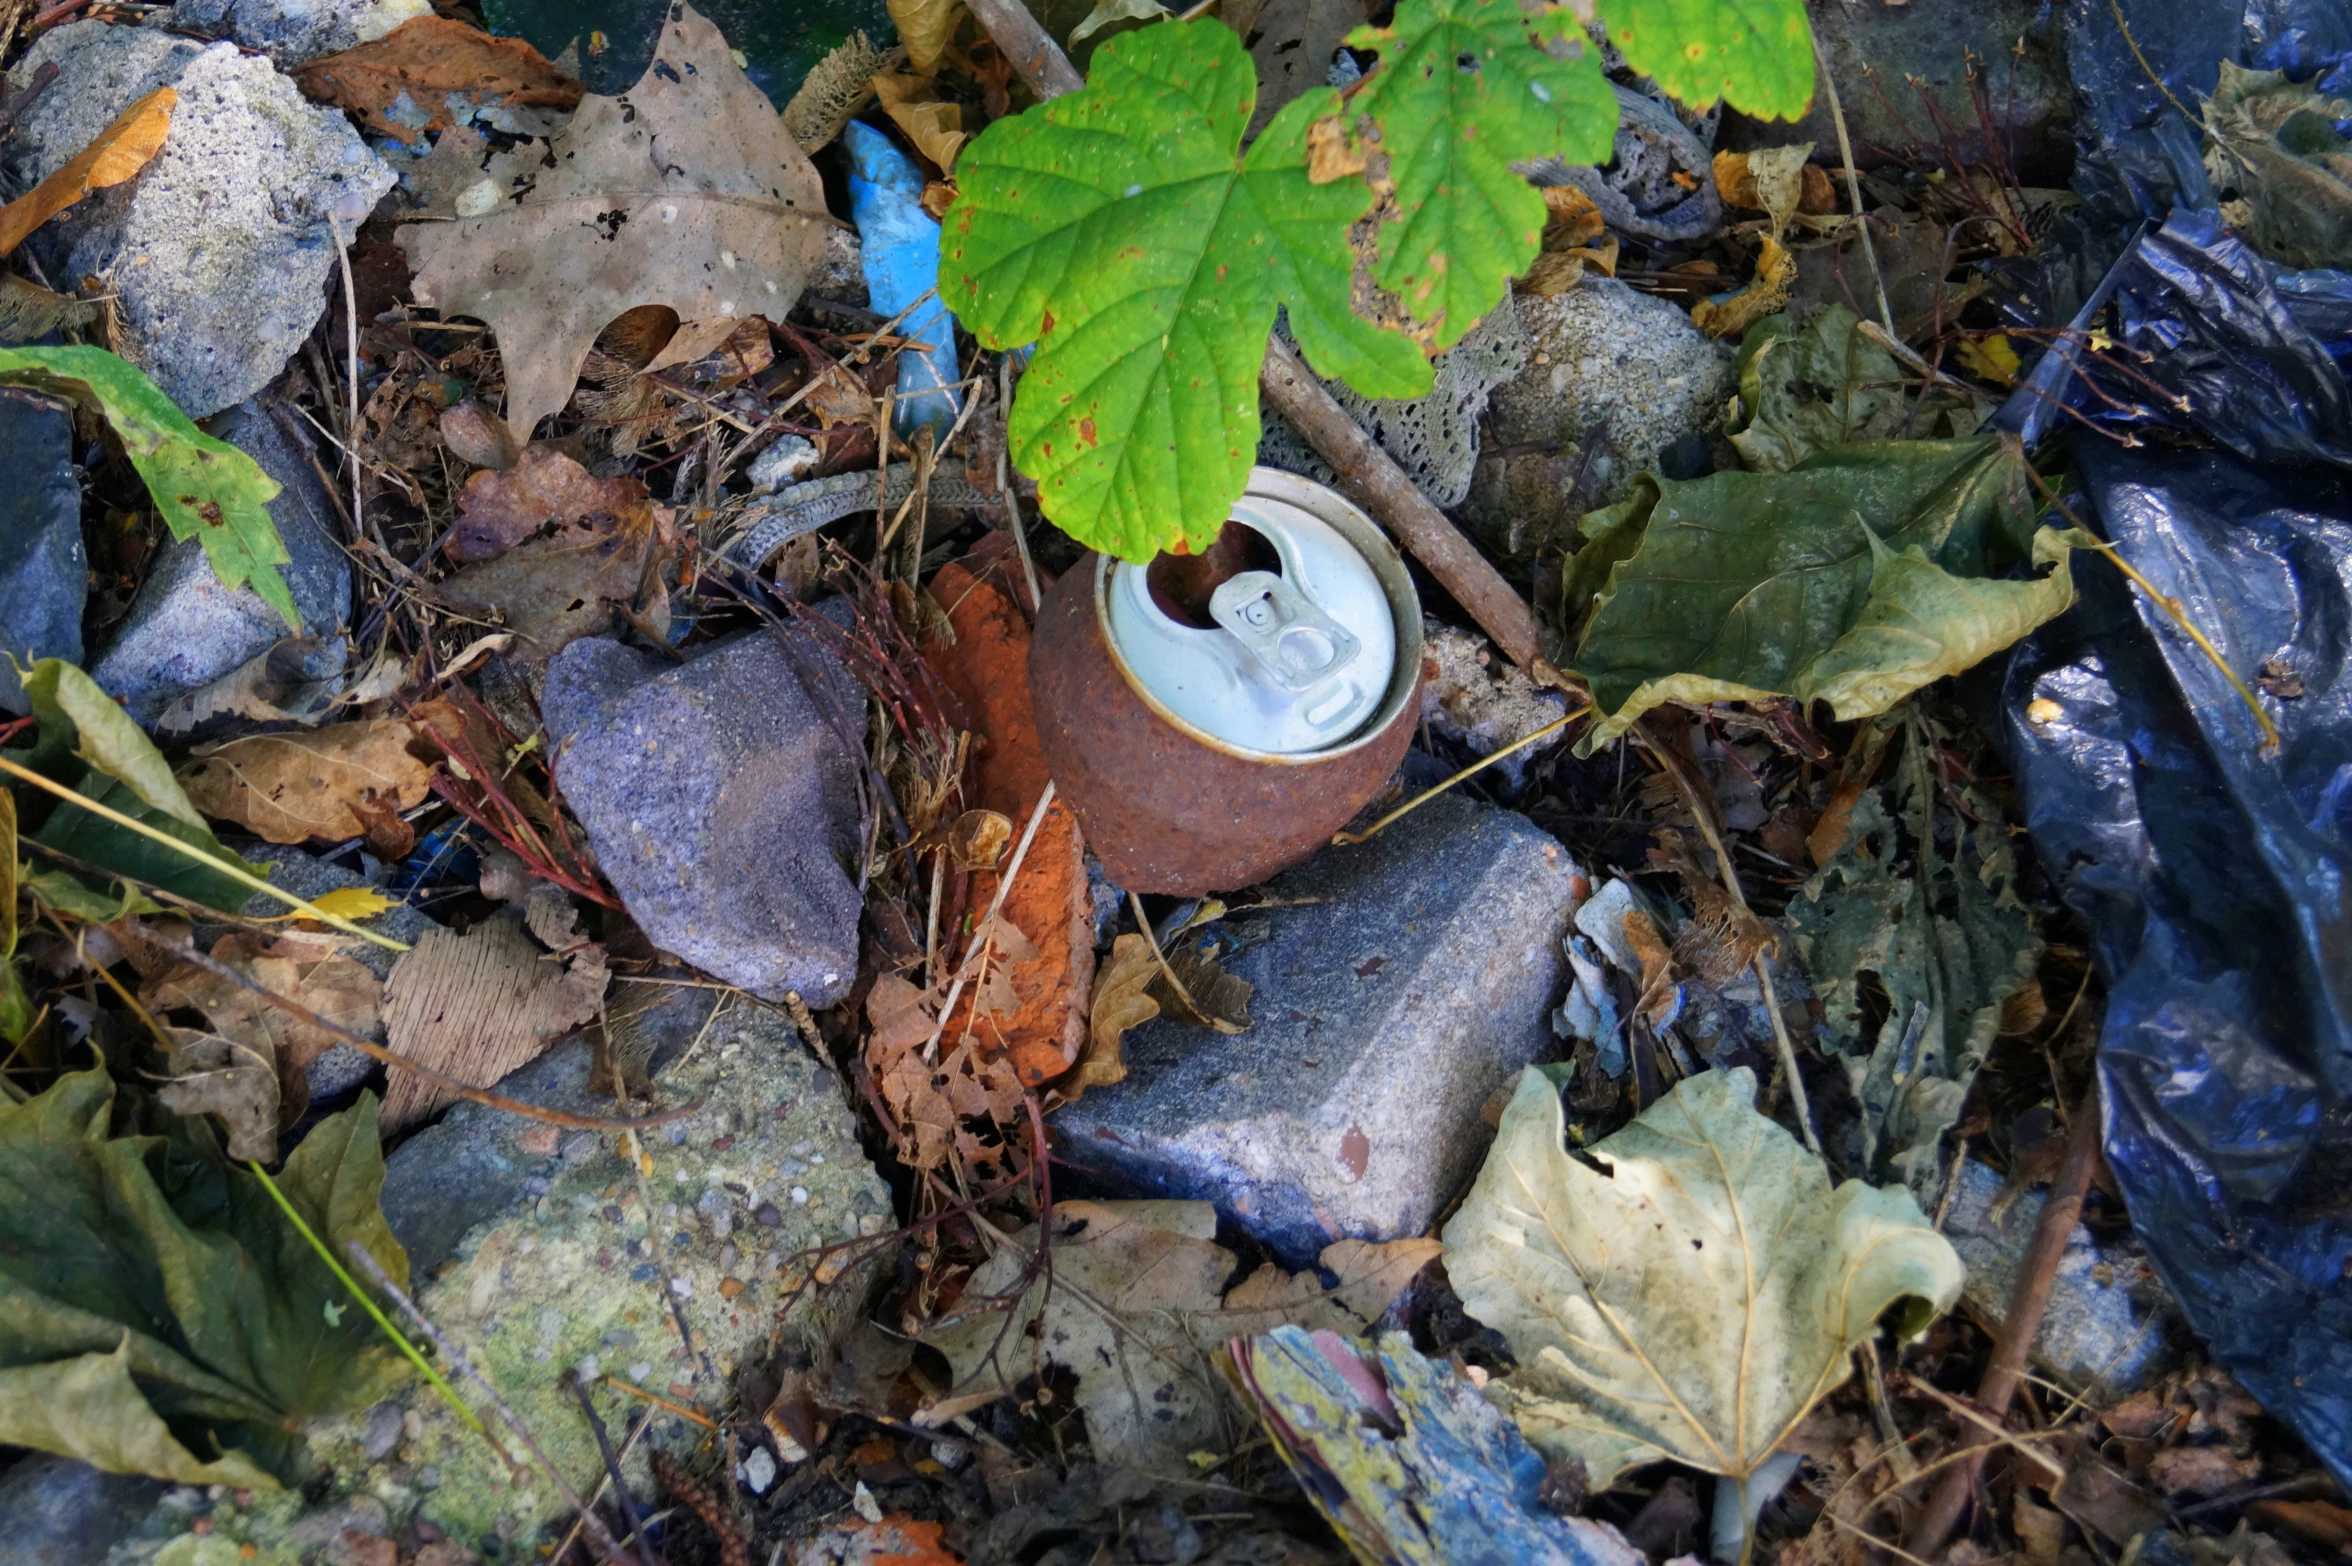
1054 793 1587 1265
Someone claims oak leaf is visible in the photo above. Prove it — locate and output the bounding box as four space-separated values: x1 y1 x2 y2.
294 18 581 146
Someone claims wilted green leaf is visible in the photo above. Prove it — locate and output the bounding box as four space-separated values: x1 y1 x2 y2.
1602 0 1815 123
11 659 258 914
1567 436 2077 747
1069 0 1168 44
0 347 296 631
1728 305 1908 473
1441 1067 1963 1491
1338 0 1618 347
1790 715 2041 1203
2204 59 2352 270
0 1066 411 1484
942 20 1431 561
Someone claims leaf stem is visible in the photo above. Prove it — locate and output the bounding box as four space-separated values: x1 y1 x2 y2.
1331 705 1590 846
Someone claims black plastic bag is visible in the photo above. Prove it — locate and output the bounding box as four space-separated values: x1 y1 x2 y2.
2004 442 2352 1488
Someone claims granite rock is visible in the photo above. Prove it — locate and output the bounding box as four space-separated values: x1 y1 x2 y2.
92 401 351 726
1054 792 1586 1265
1 23 395 417
171 0 433 67
0 388 83 717
541 626 865 1007
1945 1158 2185 1393
0 1455 169 1566
1460 281 1736 564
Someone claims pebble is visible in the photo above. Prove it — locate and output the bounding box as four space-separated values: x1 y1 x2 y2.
738 1446 779 1495
754 1202 782 1227
790 1187 809 1205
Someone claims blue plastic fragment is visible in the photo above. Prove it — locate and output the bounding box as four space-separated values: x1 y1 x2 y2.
843 120 963 439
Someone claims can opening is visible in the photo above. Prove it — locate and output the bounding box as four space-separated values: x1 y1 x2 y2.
1144 521 1281 629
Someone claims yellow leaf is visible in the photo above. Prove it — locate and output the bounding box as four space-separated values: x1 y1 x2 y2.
885 0 965 76
870 72 967 173
1955 333 2023 385
1690 231 1797 339
0 88 175 257
306 886 398 921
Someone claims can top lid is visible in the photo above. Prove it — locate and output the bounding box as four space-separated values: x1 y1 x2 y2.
1102 491 1398 755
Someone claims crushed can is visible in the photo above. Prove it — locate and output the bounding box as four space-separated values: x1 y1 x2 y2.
1027 467 1425 895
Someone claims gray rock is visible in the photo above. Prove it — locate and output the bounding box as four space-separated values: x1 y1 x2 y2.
1419 621 1572 792
1944 1159 2185 1394
0 1455 168 1566
541 627 865 1008
1460 280 1735 563
171 0 432 67
807 225 867 307
93 401 351 727
1 24 395 417
0 388 83 717
1054 793 1586 1264
358 1401 404 1461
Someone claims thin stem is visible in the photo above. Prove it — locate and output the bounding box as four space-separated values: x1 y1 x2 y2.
1127 888 1202 1017
1816 33 1895 337
1332 706 1589 846
918 780 1056 1065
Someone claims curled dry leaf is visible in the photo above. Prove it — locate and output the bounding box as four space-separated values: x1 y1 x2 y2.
395 4 826 443
0 88 174 257
434 503 675 664
445 444 655 563
1441 1067 1964 1493
870 73 967 175
1059 931 1158 1105
153 635 344 737
177 717 432 846
293 16 582 145
378 916 607 1131
885 0 966 77
439 397 520 471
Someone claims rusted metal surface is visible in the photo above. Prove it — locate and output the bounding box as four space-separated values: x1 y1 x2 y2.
1028 474 1425 895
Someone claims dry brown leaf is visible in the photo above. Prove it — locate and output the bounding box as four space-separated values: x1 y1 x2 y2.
1217 1236 1443 1336
1156 939 1252 1034
294 16 581 146
886 0 966 77
445 444 654 563
1059 931 1156 1105
378 917 607 1131
1712 144 1815 231
1519 238 1619 295
1540 182 1607 249
178 718 432 845
642 314 772 377
870 72 966 173
152 635 343 737
802 361 876 428
0 88 174 257
439 397 519 470
435 505 673 664
781 31 900 154
1691 231 1797 339
395 4 826 444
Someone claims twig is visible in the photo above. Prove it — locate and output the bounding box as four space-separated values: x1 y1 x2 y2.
346 1241 638 1566
963 0 1085 96
1127 888 1203 1017
332 215 368 554
602 1374 719 1430
1333 706 1591 845
564 1374 657 1566
1816 33 1894 338
918 780 1056 1065
622 1123 717 1384
0 754 408 950
999 355 1043 615
1894 1373 2067 1483
1904 1084 2104 1557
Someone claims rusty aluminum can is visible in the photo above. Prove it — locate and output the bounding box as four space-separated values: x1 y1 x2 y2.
1027 468 1424 895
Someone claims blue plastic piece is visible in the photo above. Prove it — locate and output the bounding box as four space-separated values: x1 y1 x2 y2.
843 119 963 440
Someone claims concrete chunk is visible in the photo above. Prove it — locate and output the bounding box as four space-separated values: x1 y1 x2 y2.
1054 792 1586 1264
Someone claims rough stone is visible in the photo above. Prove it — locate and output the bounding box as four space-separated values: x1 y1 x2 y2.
346 986 887 1544
171 0 433 67
1 23 395 417
1460 281 1736 564
806 225 867 306
1718 0 2074 186
1944 1159 2185 1393
1419 621 1572 792
92 401 351 727
541 626 865 1008
0 1454 169 1566
0 387 83 717
1054 792 1585 1264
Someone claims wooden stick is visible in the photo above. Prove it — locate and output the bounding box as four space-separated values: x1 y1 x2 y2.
1905 1086 2104 1557
961 5 1552 675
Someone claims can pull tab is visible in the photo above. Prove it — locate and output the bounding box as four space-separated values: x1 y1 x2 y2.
1207 570 1361 691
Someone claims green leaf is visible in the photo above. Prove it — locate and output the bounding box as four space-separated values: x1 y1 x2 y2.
11 660 259 915
1727 305 1909 474
942 20 1431 561
1567 436 2072 747
0 347 296 631
1339 0 1617 347
0 1066 411 1485
1600 0 1815 123
1790 720 2041 1203
1440 1066 1962 1490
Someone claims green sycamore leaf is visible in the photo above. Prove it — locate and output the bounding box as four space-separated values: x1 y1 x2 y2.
942 19 1431 561
0 1067 411 1485
1336 0 1812 349
1566 436 2078 748
1727 305 1910 473
0 347 297 631
1339 0 1619 348
11 658 260 915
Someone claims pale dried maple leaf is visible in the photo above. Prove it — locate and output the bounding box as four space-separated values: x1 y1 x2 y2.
394 3 826 444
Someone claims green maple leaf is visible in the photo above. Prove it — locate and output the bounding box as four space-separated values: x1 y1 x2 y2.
1339 0 1813 348
0 347 298 631
941 19 1431 562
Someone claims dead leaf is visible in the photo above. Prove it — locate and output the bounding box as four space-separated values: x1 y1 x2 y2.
1713 143 1814 232
445 444 654 563
802 361 877 428
294 17 582 145
439 398 520 470
946 809 1012 871
1519 237 1619 295
781 31 901 154
0 88 173 258
434 504 673 664
1060 932 1157 1105
157 1029 281 1162
870 73 967 174
886 0 966 76
642 314 772 377
1217 1236 1443 1336
1540 182 1607 249
1154 938 1252 1033
378 916 607 1131
1691 231 1797 338
178 718 432 845
395 4 826 444
152 635 344 737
